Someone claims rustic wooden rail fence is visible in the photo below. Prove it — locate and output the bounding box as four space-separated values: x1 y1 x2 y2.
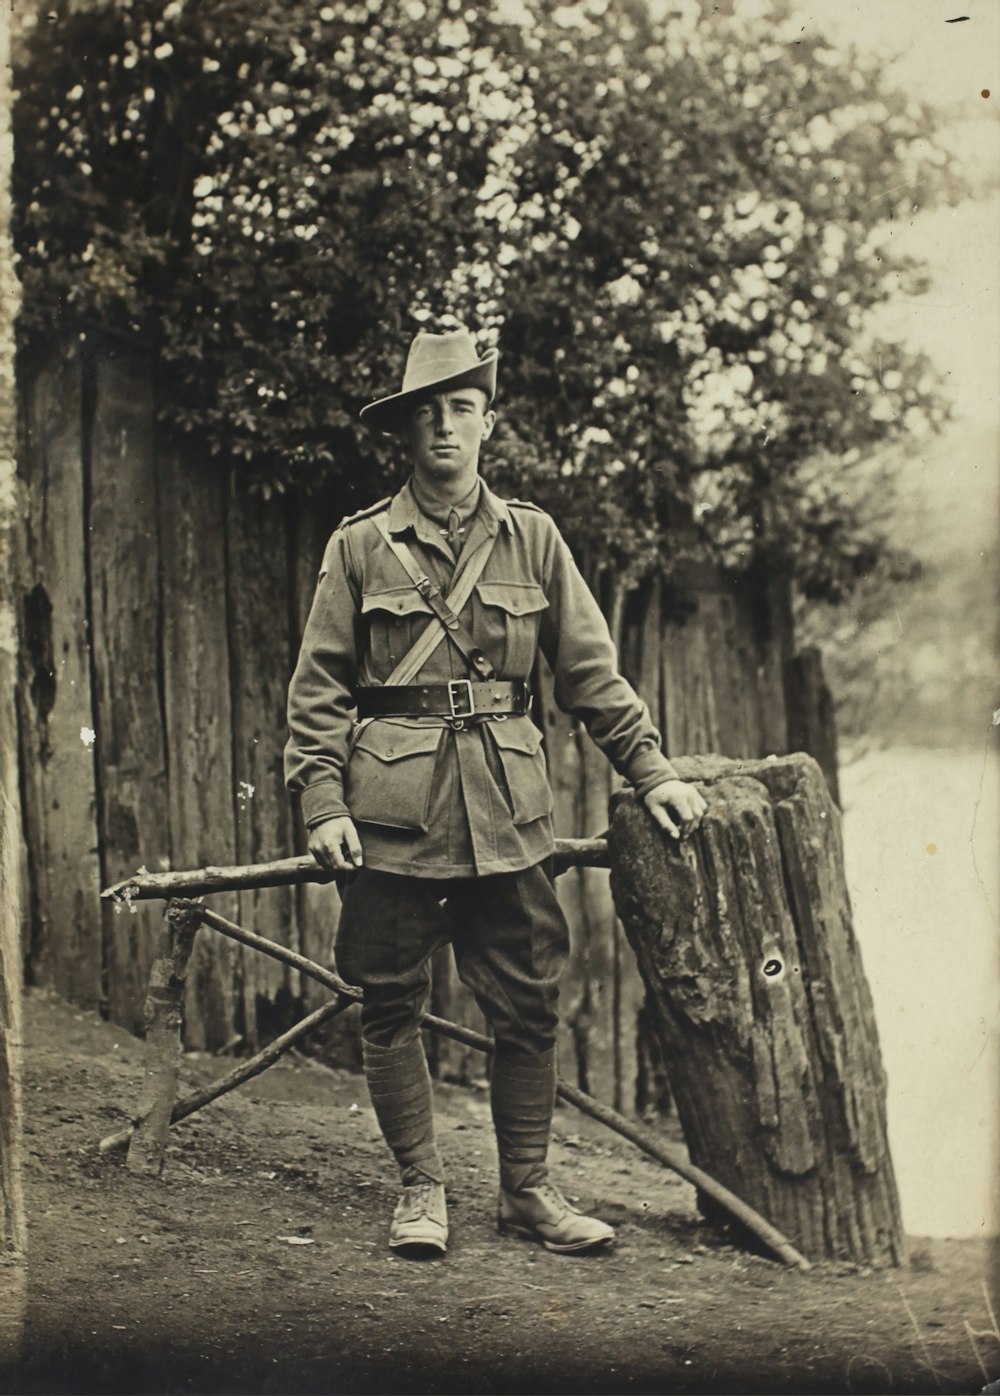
100 838 812 1272
99 751 905 1271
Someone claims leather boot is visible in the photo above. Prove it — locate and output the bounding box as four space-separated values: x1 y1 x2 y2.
498 1179 614 1253
389 1174 448 1257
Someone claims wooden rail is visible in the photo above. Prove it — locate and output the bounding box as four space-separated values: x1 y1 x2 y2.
101 839 611 904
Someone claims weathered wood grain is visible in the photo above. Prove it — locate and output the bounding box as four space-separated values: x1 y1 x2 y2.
17 344 103 1005
126 901 200 1176
226 474 299 1048
1 50 26 1255
609 753 903 1264
157 443 240 1049
288 497 358 1062
785 646 840 804
88 353 170 1030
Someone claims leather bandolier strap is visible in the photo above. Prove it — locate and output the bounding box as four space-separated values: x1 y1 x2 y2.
371 515 497 681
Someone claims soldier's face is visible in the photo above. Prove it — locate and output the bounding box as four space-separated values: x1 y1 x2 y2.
406 388 495 483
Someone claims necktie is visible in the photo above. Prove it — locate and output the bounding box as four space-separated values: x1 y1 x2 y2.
444 509 466 556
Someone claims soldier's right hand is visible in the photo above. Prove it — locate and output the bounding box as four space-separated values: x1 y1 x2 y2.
308 817 364 873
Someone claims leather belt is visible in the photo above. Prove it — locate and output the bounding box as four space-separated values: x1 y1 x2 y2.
357 679 531 722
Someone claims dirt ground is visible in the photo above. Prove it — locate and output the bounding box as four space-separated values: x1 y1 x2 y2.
1 989 998 1396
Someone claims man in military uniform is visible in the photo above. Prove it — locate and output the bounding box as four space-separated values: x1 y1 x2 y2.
285 328 706 1258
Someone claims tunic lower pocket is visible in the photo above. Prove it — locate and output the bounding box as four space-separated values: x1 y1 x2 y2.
346 720 445 831
485 718 553 826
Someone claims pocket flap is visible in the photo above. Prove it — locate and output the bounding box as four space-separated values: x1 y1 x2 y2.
476 582 548 617
486 717 544 756
362 587 433 619
352 721 444 763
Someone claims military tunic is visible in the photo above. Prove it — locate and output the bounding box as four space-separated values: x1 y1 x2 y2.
284 477 678 877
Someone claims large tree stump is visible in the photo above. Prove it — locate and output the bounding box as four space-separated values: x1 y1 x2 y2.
609 752 904 1265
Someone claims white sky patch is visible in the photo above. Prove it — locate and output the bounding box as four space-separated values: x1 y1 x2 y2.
80 726 96 748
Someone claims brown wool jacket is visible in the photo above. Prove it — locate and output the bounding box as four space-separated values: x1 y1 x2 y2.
284 477 679 878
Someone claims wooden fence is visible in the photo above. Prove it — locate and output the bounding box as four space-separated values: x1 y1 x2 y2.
16 339 838 1112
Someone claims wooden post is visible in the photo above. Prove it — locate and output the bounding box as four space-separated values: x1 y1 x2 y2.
126 900 200 1176
608 752 904 1266
100 994 352 1155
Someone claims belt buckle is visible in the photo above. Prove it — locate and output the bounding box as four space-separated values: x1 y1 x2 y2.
447 679 475 720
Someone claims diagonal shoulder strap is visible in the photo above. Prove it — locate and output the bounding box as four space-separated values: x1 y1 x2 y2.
371 517 498 686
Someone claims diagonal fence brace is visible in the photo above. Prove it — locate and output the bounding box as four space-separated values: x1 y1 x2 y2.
108 896 810 1271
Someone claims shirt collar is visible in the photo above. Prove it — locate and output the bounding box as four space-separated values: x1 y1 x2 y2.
388 475 512 537
410 473 481 525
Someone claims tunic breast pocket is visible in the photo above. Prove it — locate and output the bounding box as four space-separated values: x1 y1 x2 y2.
361 587 434 681
474 582 548 678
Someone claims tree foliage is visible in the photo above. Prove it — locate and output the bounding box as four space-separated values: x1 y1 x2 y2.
13 0 956 597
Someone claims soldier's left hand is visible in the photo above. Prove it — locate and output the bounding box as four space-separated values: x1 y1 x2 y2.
643 779 708 840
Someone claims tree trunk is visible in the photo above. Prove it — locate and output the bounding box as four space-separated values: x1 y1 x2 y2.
608 752 903 1265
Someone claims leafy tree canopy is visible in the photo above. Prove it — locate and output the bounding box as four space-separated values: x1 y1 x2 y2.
14 0 956 596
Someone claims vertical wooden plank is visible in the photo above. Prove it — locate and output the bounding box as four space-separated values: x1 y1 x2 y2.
759 572 797 756
156 444 240 1049
1 24 27 1256
785 647 840 804
624 575 666 1114
227 474 299 1050
88 352 171 1032
702 591 742 752
573 571 622 1108
662 585 713 761
289 498 341 1000
636 576 664 746
287 496 361 1063
537 656 587 1090
17 344 102 1006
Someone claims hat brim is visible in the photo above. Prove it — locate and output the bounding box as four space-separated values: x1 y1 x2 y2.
359 351 499 435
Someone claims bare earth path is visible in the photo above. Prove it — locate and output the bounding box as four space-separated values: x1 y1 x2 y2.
1 990 997 1395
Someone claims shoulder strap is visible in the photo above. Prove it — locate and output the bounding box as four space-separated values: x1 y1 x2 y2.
371 518 498 686
340 496 392 527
